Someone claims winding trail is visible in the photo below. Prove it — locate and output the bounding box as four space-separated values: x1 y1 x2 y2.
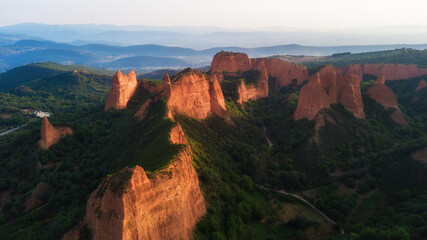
263 126 273 148
257 184 336 225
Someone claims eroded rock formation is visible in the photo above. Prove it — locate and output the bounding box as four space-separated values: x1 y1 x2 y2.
293 74 331 122
253 58 309 87
24 182 51 213
411 146 427 164
210 51 252 73
367 73 408 126
237 60 269 104
367 73 397 109
293 65 365 126
39 117 73 149
340 64 363 82
341 64 427 81
83 124 206 240
134 99 152 121
167 70 230 121
105 70 138 111
416 79 427 91
141 74 171 96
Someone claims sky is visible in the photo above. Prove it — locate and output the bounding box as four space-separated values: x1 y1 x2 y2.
1 0 427 30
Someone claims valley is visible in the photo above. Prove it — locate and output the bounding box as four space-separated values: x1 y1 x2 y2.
0 49 426 240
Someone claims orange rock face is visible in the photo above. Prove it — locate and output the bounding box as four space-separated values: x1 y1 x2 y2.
391 109 408 127
39 117 73 149
411 146 427 164
367 73 408 126
141 74 172 96
361 64 427 80
237 60 269 104
293 74 331 121
253 58 309 87
340 64 363 82
416 79 427 91
293 65 365 122
168 70 230 121
134 99 152 120
105 70 138 111
210 52 252 73
85 124 206 240
367 73 398 109
339 74 365 119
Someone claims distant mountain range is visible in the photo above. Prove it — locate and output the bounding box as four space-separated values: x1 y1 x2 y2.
2 39 427 73
0 23 427 73
2 23 427 48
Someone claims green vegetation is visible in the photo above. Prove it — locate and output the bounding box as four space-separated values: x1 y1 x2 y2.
0 62 113 91
0 99 181 239
1 54 427 240
0 65 112 131
220 70 261 101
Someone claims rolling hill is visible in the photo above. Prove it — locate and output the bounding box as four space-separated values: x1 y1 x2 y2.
0 62 113 91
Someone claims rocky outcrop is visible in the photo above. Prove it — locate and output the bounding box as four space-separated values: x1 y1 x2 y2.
416 79 427 91
134 99 152 121
141 74 172 96
210 51 252 73
391 109 408 127
105 70 138 111
367 73 408 126
237 60 269 104
24 182 51 213
167 70 230 121
340 64 363 81
39 117 73 149
339 74 365 119
293 74 331 122
293 65 365 124
411 146 427 164
84 124 206 240
253 58 309 87
367 73 397 109
341 64 427 81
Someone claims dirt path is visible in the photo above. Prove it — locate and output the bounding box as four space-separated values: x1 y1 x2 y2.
345 189 379 225
257 185 336 225
263 126 273 148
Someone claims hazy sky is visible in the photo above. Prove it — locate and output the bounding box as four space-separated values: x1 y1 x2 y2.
1 0 427 29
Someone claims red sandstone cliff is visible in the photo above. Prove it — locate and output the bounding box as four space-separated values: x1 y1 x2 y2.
210 51 252 73
367 73 408 126
141 73 172 96
134 99 152 120
416 79 427 91
339 74 365 119
341 64 427 81
167 70 230 121
293 74 331 122
82 124 206 240
293 65 365 125
237 60 269 104
253 58 309 87
367 73 398 109
105 70 138 111
39 117 73 149
340 64 363 82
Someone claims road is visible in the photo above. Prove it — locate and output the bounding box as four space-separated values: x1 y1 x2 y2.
0 124 27 136
257 184 336 225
